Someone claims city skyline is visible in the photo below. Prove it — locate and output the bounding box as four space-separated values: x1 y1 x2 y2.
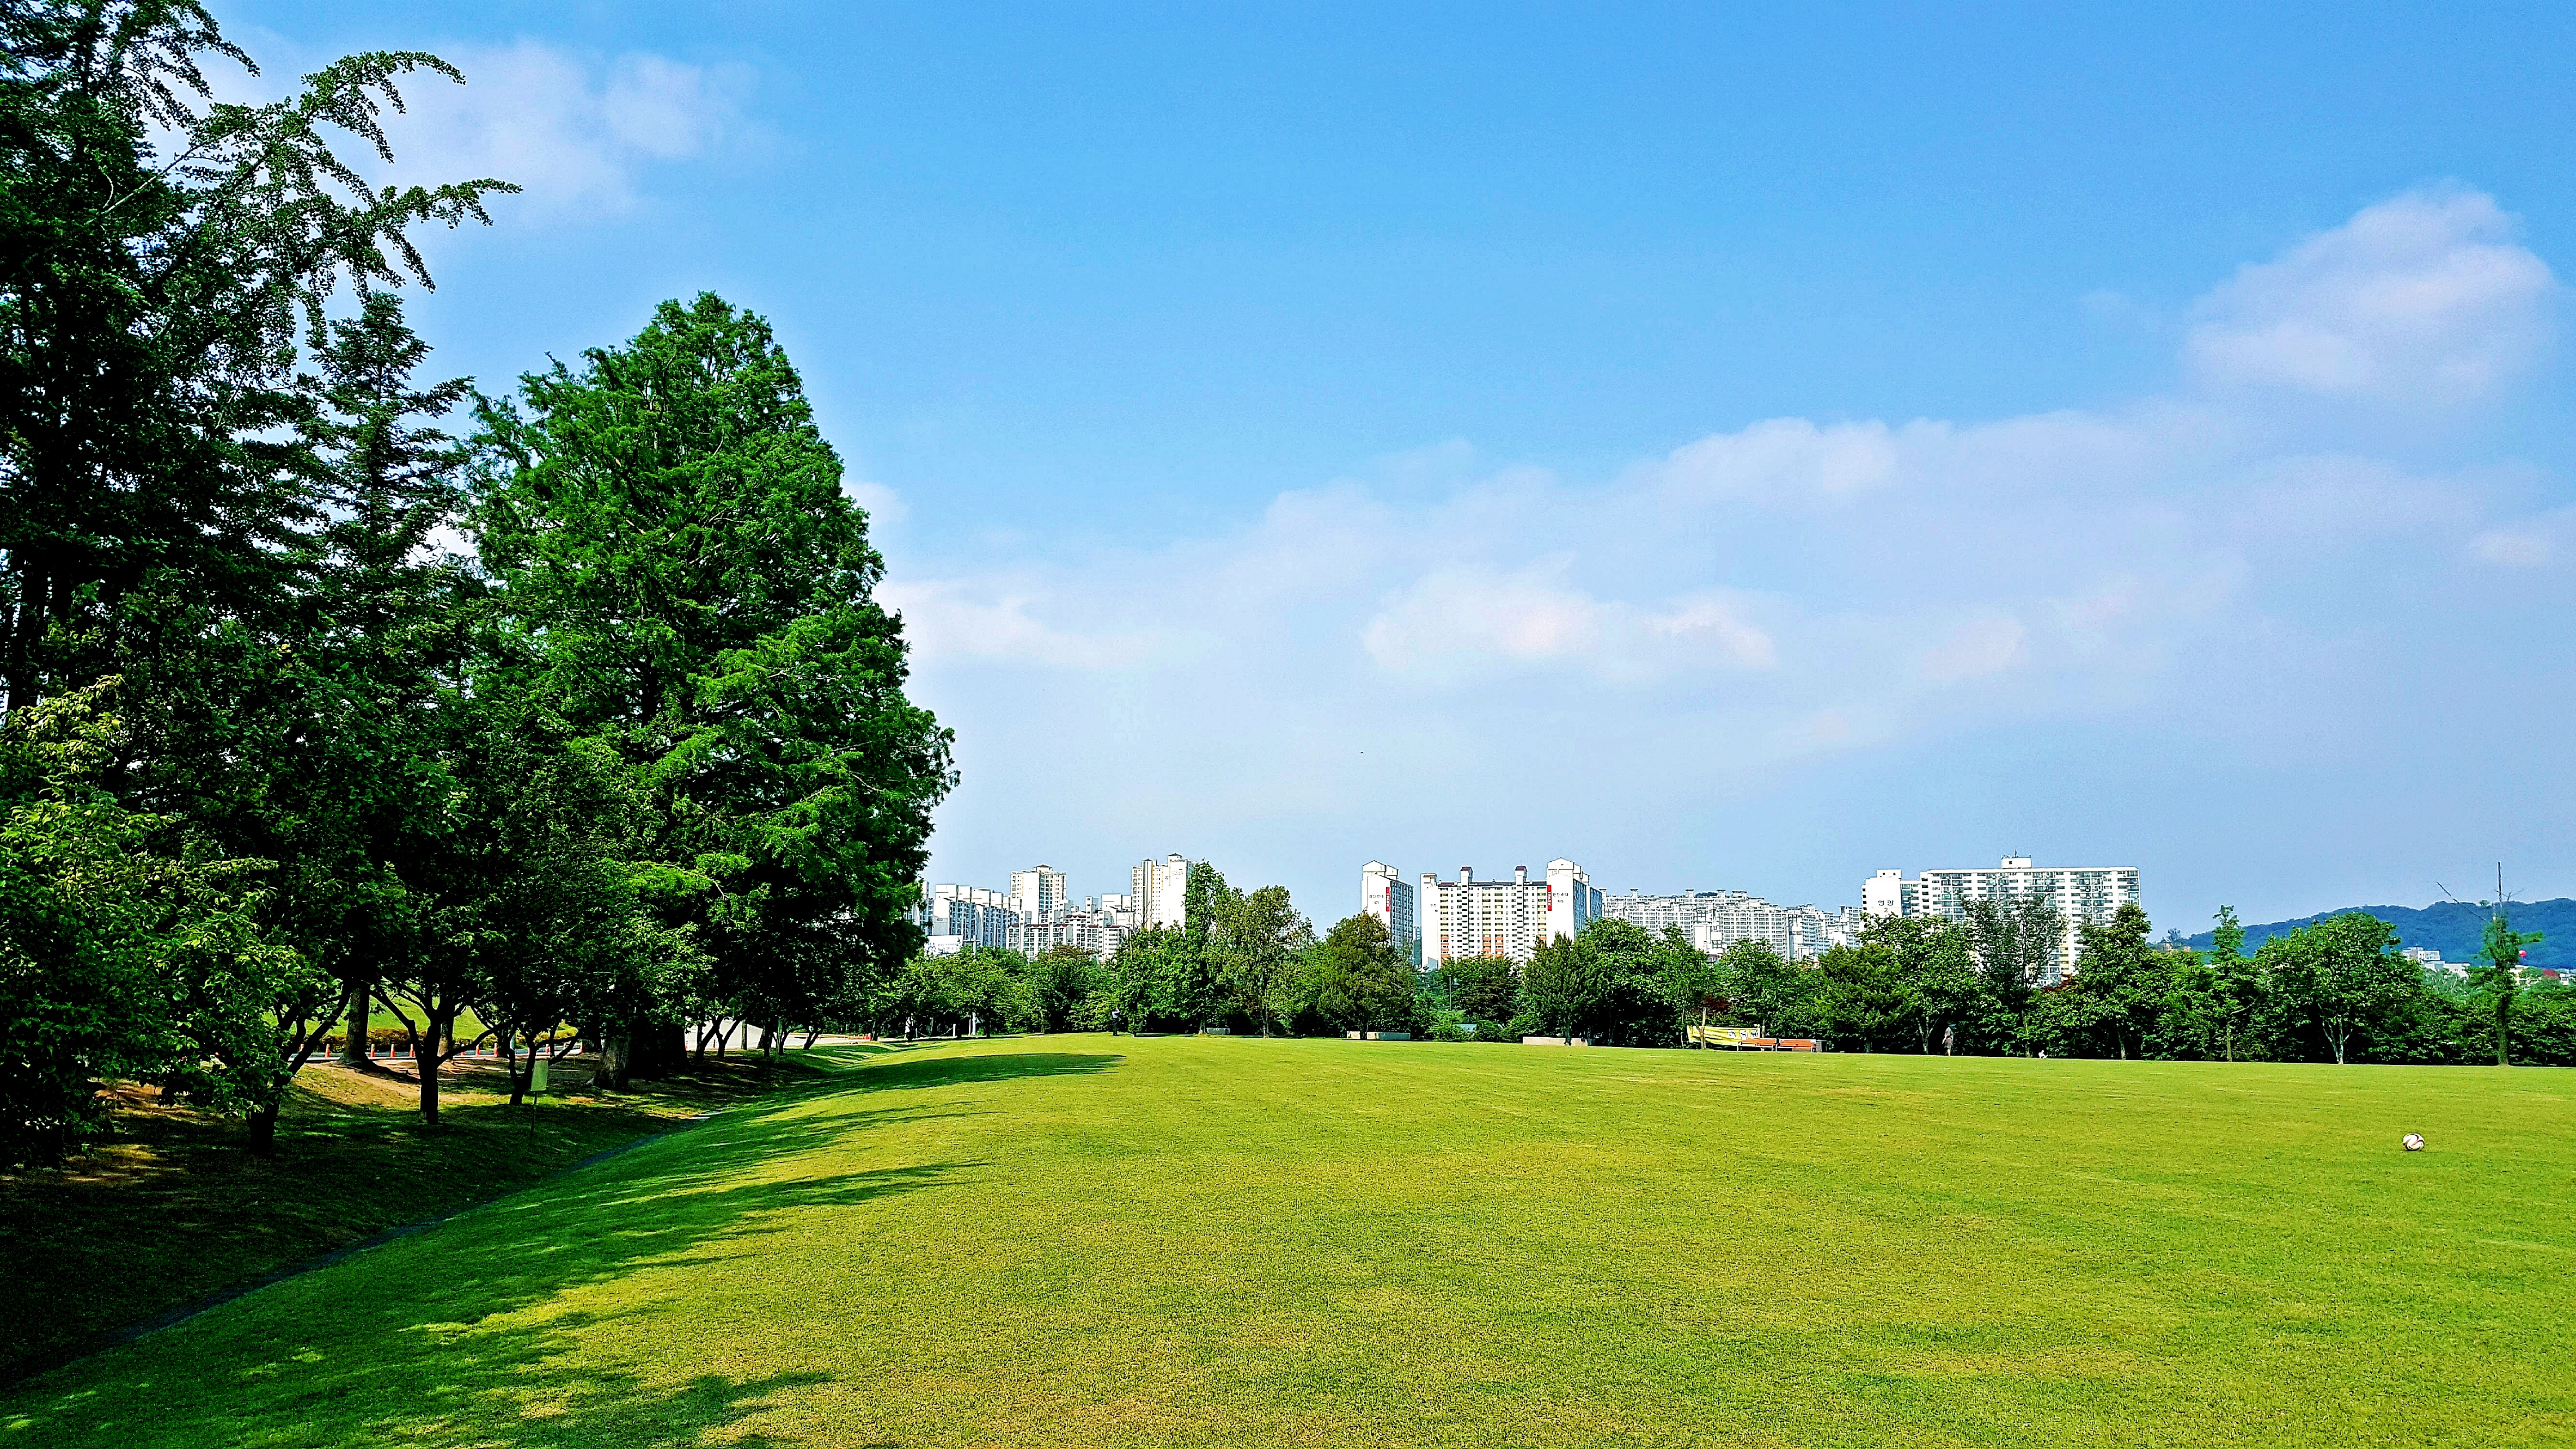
925 849 2156 973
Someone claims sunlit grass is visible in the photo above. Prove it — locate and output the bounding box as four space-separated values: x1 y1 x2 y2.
0 1052 827 1382
8 1037 2570 1446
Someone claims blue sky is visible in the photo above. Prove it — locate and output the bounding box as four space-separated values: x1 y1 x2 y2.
231 2 2575 929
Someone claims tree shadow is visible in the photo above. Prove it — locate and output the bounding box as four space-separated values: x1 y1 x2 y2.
850 1049 1122 1093
0 1049 1120 1445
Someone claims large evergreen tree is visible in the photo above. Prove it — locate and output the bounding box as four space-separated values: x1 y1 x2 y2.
1 0 508 713
470 295 953 1065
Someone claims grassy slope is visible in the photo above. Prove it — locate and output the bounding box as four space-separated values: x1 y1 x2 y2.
0 1055 825 1383
4 1036 2570 1448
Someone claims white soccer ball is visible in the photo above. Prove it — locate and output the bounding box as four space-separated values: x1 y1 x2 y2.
2402 1133 2425 1152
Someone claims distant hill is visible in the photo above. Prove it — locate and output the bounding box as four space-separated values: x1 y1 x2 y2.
2178 899 2573 969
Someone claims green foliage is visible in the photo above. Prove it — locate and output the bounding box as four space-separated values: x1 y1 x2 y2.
1518 932 1602 1038
0 689 167 1164
470 293 953 1051
1104 924 1207 1032
874 948 1014 1039
2472 908 2544 1067
2060 903 2162 1058
1428 955 1519 1032
2255 912 2419 1066
0 7 539 1147
1302 914 1420 1034
1796 900 2575 1069
1015 945 1099 1033
2209 905 2246 964
1567 918 1682 1046
870 942 1111 1039
0 681 334 1159
1204 878 1313 1033
442 715 704 1105
0 15 948 1147
1650 926 1723 1031
1089 867 1315 1034
1817 941 1911 1051
1962 892 2065 1009
1 1 510 713
1859 914 1986 1052
1713 937 1821 1038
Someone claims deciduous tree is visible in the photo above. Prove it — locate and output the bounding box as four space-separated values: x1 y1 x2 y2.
2258 913 2419 1065
1307 914 1419 1035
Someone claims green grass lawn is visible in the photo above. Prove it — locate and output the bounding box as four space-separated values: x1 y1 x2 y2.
0 1052 828 1383
6 1036 2570 1447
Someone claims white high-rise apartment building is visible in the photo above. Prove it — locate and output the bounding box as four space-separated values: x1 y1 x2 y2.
1418 860 1602 967
1010 907 1127 962
1360 861 1420 966
1862 856 2140 984
1131 854 1191 930
918 883 1021 956
1602 888 1864 961
1009 866 1069 922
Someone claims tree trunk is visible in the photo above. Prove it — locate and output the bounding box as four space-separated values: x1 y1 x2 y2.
339 978 371 1064
4 565 47 715
245 1101 279 1155
613 1018 685 1083
2497 996 2512 1067
643 1021 685 1078
419 1015 445 1125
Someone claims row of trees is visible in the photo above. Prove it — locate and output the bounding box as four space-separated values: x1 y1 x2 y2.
1 4 950 1164
1711 900 2560 1066
868 863 1423 1040
884 881 2568 1069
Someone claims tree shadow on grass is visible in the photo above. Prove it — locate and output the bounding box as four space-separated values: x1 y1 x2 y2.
851 1049 1122 1094
1 1058 1039 1448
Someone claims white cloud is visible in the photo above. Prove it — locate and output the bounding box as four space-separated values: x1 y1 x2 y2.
1362 564 1604 678
2468 512 2566 568
1356 566 1781 686
2186 188 2556 406
1651 417 1913 502
2229 454 2471 543
368 42 752 222
1648 596 1777 670
879 580 1133 668
845 479 907 527
1918 616 2029 683
889 189 2575 905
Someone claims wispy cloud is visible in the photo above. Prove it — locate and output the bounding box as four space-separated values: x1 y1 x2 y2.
183 35 754 226
371 42 754 222
889 187 2571 900
2186 187 2556 406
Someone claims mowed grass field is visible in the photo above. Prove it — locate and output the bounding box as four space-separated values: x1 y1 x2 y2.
0 1054 822 1381
6 1036 2571 1447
